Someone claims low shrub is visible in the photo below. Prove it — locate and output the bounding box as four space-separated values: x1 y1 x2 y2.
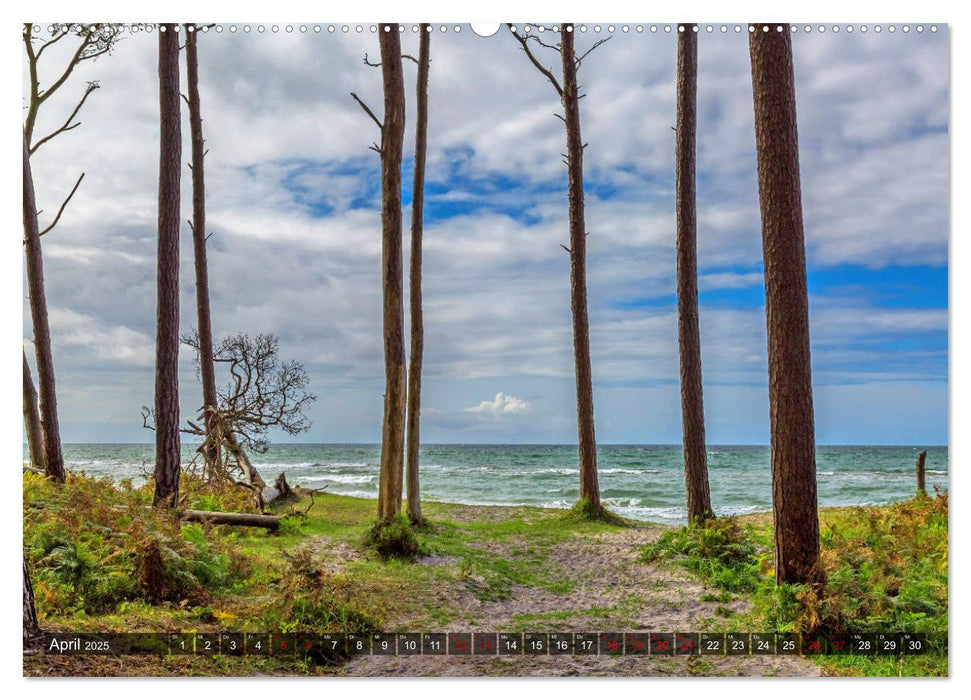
641 517 763 593
263 547 381 636
24 472 252 616
363 513 422 560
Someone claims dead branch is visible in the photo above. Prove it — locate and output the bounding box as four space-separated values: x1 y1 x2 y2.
30 82 100 154
507 24 563 96
141 406 155 430
363 52 382 67
575 36 612 68
402 53 419 65
350 92 383 131
33 26 71 60
37 172 85 237
525 32 561 52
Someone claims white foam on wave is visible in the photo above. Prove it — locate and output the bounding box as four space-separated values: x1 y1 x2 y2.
301 474 377 485
600 468 661 475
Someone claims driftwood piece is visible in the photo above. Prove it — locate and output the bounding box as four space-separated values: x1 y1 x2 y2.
181 509 280 531
113 505 280 531
916 450 927 497
263 472 296 505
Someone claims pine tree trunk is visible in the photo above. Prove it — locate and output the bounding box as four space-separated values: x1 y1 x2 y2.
185 25 220 472
22 133 65 483
560 25 601 514
23 349 45 473
153 25 183 508
749 25 821 586
406 25 430 525
676 25 712 524
377 24 407 522
24 556 41 646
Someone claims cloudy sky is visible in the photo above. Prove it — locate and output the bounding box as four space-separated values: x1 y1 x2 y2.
23 24 948 446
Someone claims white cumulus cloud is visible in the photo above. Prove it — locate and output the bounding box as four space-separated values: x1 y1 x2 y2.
463 392 530 416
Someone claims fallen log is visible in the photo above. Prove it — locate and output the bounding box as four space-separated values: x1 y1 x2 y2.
112 505 280 531
182 509 280 531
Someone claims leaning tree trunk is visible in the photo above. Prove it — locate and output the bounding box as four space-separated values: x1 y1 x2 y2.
153 24 183 508
23 349 45 473
560 25 601 515
676 24 713 524
406 25 430 525
185 24 220 472
24 556 41 646
23 133 64 483
749 25 821 586
376 24 407 523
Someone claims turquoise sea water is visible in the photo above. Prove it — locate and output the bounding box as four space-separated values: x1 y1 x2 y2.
29 443 948 525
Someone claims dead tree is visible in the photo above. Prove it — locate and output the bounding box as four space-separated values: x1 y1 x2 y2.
23 349 45 473
749 24 821 587
184 24 220 473
179 332 316 491
509 24 608 516
675 25 713 523
352 24 407 522
405 25 431 525
915 450 927 498
153 24 183 508
22 23 121 483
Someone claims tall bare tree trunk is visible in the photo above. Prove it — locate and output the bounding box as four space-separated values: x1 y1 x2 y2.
24 556 41 646
153 25 183 508
185 25 220 472
406 25 430 525
23 133 64 483
749 25 821 586
23 349 45 472
560 25 601 515
377 24 407 522
676 25 712 524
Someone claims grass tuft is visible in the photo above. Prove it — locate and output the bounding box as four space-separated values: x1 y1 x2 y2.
363 513 423 560
565 498 631 526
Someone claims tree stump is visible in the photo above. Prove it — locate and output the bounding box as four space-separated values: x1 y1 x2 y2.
916 450 927 498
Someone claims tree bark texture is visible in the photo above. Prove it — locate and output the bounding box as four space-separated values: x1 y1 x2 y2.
24 556 41 645
749 25 821 586
915 450 927 497
23 349 45 473
406 25 430 525
185 25 220 472
181 509 280 531
153 25 183 508
676 25 713 523
23 133 65 483
377 25 407 522
560 25 601 513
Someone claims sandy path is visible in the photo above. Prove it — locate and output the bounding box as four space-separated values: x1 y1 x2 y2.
341 526 820 677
